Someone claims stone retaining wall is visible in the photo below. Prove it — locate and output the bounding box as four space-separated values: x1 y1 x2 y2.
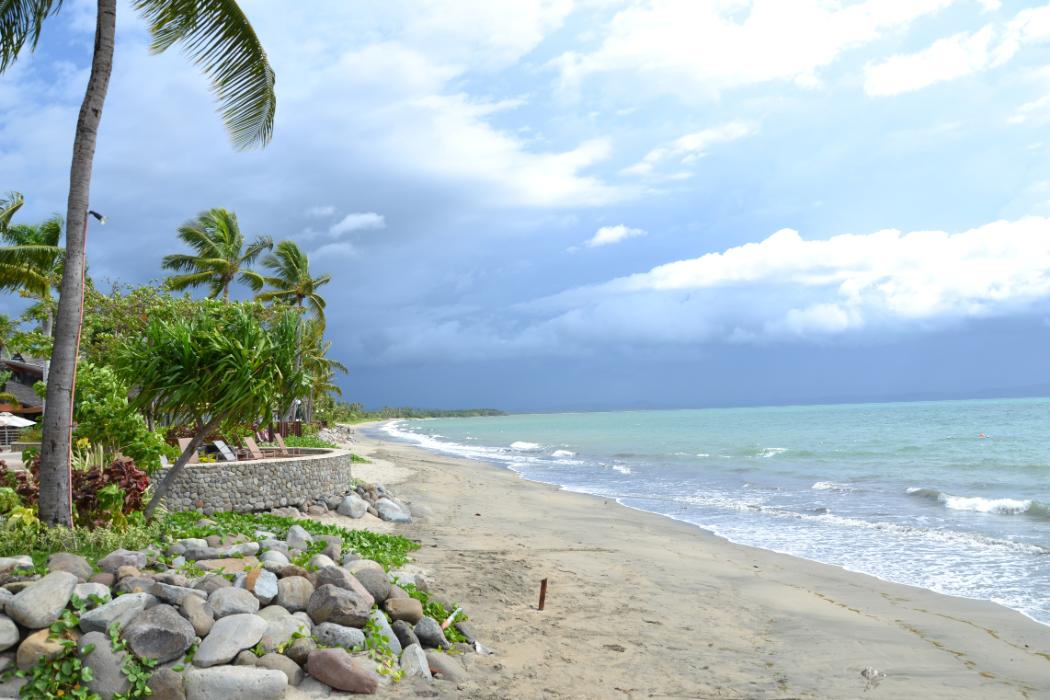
157 448 353 514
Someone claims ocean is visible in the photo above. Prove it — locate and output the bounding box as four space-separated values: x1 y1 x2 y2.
376 398 1050 626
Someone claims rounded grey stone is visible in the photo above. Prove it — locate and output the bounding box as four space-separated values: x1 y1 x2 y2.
193 613 268 668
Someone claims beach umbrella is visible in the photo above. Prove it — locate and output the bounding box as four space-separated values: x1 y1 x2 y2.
0 412 34 447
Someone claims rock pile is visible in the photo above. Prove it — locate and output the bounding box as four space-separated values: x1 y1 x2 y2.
272 482 415 525
0 524 477 698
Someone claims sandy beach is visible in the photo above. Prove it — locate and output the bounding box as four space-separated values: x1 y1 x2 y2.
332 425 1050 699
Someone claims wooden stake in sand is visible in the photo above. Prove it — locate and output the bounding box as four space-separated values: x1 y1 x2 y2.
538 578 548 611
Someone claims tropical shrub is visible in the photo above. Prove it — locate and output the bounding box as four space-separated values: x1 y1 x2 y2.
74 362 172 472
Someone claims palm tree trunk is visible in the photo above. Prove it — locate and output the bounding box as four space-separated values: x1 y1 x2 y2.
38 0 117 527
40 309 52 412
144 413 223 520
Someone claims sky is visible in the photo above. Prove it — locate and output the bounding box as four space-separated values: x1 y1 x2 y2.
5 0 1050 411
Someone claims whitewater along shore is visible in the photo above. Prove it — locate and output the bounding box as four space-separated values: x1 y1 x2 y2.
345 424 1050 700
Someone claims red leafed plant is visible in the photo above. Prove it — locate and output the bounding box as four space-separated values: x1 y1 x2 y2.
0 456 150 528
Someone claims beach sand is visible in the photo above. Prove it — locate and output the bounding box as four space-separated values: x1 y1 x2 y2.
327 426 1050 699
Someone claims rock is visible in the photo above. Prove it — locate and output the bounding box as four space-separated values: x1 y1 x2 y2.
259 612 309 653
194 574 231 594
370 608 401 656
388 567 427 590
259 550 289 566
208 587 260 617
313 565 357 591
147 666 186 700
454 621 477 644
183 543 259 561
317 535 342 561
354 570 391 605
193 613 267 668
386 585 409 601
89 572 115 588
98 549 146 573
115 565 141 581
197 557 259 574
383 597 424 624
181 595 215 637
0 615 15 652
154 571 192 587
307 554 337 570
399 643 432 680
259 539 288 556
234 650 258 666
256 652 304 685
184 666 287 700
375 498 411 523
291 610 313 630
306 505 326 516
0 588 13 613
48 553 93 582
286 525 312 551
284 636 316 666
307 584 374 627
413 617 449 650
0 556 31 574
391 620 420 650
346 559 384 576
7 571 77 629
256 604 291 622
79 631 131 699
179 538 208 550
235 569 279 605
121 604 196 663
153 582 207 607
115 576 157 595
336 493 368 519
16 628 65 671
305 648 378 694
313 621 365 649
73 582 111 607
80 592 153 634
275 576 313 612
425 650 468 682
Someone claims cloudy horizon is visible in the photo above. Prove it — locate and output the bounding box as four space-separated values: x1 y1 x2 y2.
5 0 1050 411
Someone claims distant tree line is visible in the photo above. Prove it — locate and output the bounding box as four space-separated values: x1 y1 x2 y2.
327 402 505 423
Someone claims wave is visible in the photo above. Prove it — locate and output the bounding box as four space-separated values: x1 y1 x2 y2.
906 487 1050 519
759 447 787 458
811 481 853 492
510 441 542 451
551 449 576 458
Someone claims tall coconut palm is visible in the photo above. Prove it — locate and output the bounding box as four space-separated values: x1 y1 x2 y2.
163 208 272 299
0 216 64 343
257 241 330 322
2 0 276 525
300 318 346 422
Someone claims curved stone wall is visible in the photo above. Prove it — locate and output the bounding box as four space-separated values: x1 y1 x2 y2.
156 448 354 514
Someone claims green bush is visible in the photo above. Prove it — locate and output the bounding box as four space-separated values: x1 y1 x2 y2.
74 363 172 472
0 518 165 569
0 487 19 514
268 435 337 449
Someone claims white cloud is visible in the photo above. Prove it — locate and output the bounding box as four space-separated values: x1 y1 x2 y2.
330 212 386 235
585 224 647 247
865 4 1050 96
555 0 956 97
623 121 756 177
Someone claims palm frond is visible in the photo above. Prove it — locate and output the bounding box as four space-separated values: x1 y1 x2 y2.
165 270 214 291
133 0 275 149
0 191 24 229
0 0 61 73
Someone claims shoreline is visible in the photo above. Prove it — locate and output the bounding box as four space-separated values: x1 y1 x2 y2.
350 423 1050 699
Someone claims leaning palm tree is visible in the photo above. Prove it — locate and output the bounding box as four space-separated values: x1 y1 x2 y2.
163 208 272 299
2 0 276 525
257 241 331 322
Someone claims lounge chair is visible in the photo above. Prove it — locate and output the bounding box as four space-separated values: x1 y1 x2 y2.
274 433 291 457
177 438 200 465
212 440 238 462
243 437 265 460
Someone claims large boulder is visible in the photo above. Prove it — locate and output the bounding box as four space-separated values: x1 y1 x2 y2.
413 617 449 650
7 571 77 629
80 592 153 634
16 628 65 671
121 604 196 663
375 498 411 523
259 611 309 653
353 568 391 604
275 576 313 612
399 643 432 680
79 631 131 699
384 597 423 624
48 553 93 582
97 549 146 573
183 667 286 700
313 621 365 649
285 525 312 551
307 584 373 627
193 613 267 668
208 587 260 618
425 650 468 682
336 493 367 519
180 595 215 637
391 620 420 649
305 648 378 694
0 615 19 652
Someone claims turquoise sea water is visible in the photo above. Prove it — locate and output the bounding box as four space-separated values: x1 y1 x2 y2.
377 398 1050 625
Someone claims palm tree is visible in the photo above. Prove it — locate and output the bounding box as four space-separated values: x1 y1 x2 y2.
2 0 276 525
0 192 23 231
300 318 347 422
0 215 64 350
257 241 331 322
163 208 272 299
